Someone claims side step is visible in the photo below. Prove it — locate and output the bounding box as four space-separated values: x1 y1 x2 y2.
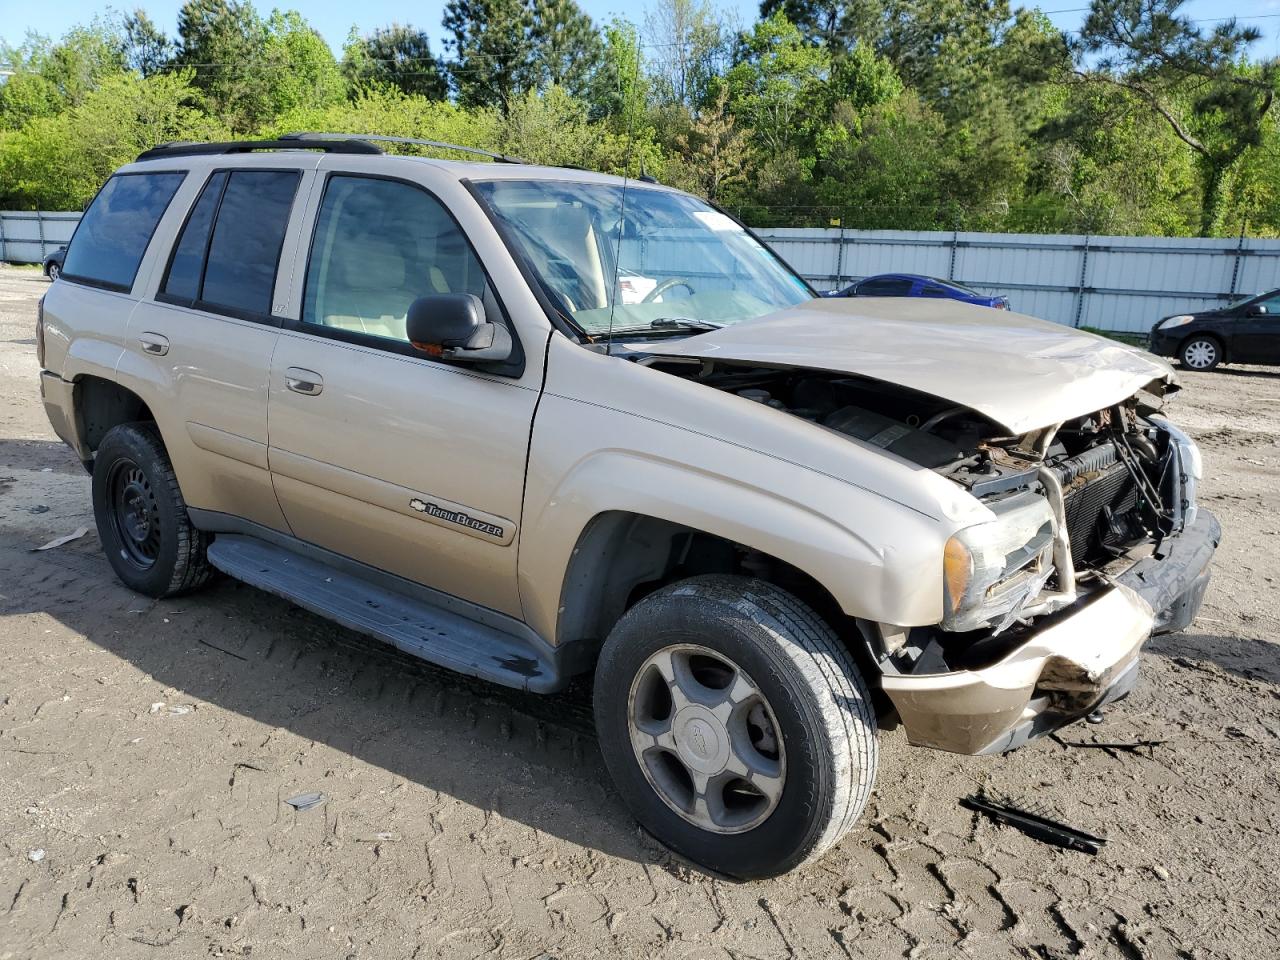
206 535 565 693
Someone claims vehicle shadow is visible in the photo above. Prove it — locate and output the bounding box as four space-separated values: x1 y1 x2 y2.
1146 627 1280 685
0 534 660 868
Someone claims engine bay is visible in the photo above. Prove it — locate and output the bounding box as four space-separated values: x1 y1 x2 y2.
647 358 1186 571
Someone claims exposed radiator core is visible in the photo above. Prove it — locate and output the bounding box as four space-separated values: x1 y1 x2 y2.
1052 441 1140 567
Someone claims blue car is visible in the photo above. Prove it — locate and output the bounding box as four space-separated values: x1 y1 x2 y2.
826 273 1010 310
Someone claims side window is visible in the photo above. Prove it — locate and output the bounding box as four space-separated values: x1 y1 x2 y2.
857 278 913 297
920 284 950 297
302 176 488 343
62 172 185 292
162 172 226 302
160 169 300 318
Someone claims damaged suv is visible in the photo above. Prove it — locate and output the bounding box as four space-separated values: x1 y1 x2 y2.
38 136 1219 879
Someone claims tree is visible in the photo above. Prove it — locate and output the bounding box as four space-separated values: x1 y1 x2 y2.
673 86 748 200
175 0 272 131
644 0 733 111
0 70 227 209
590 18 649 130
531 0 604 100
443 0 537 113
261 11 345 115
757 0 877 50
123 9 173 77
342 24 448 100
1069 0 1278 236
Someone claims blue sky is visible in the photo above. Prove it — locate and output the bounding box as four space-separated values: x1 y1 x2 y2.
3 0 1280 57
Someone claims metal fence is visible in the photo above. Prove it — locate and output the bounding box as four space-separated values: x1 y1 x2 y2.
7 211 1280 335
0 211 80 265
758 227 1280 334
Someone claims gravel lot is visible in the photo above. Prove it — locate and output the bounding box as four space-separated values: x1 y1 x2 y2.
2 262 1278 959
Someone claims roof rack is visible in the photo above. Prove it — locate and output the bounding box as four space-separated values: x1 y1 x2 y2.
136 138 384 162
280 132 525 164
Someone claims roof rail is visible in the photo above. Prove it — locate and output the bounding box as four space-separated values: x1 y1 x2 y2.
136 138 384 162
280 132 525 164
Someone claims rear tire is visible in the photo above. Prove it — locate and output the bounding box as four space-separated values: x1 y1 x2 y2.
1179 335 1221 371
46 262 60 281
593 575 878 879
92 422 214 597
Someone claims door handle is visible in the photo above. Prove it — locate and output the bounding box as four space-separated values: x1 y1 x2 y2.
285 367 324 396
138 332 169 356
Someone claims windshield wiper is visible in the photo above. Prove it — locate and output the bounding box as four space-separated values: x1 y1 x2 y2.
650 317 722 331
599 318 723 338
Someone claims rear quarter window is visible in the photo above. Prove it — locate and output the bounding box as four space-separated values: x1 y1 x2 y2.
62 172 186 292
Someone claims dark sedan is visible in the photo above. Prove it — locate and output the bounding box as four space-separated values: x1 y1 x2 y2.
825 273 1010 309
1149 288 1280 371
43 245 66 281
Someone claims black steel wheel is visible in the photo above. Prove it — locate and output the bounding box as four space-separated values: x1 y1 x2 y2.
92 422 214 597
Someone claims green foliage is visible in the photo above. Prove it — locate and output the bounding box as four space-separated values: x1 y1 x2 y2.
341 24 448 101
0 0 1277 240
0 70 228 208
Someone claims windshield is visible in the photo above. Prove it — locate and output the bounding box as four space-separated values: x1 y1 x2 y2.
473 179 812 335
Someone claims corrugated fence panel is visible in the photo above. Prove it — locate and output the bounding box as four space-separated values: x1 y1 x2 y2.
761 228 1280 333
8 213 1280 335
0 212 79 265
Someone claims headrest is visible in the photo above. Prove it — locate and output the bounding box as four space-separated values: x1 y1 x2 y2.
331 237 406 291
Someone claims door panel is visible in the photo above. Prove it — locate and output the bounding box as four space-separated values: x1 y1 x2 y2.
119 167 313 532
1233 296 1280 363
267 333 536 615
266 172 538 616
124 299 286 530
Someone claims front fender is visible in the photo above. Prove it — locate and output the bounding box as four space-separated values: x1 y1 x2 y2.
518 393 952 645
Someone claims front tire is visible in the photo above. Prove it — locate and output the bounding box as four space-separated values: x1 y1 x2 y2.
593 575 878 879
92 422 214 597
1180 335 1221 371
46 262 60 281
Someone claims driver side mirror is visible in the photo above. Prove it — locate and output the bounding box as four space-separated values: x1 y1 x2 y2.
406 294 512 363
1246 304 1269 317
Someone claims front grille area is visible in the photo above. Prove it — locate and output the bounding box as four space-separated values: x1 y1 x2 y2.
1054 442 1141 567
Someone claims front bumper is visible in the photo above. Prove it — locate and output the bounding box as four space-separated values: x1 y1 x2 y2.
882 510 1221 755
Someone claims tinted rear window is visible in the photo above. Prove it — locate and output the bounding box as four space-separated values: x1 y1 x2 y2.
857 278 914 297
200 170 299 315
62 172 185 291
162 172 226 302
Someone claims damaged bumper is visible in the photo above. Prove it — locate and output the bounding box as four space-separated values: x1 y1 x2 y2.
881 510 1221 756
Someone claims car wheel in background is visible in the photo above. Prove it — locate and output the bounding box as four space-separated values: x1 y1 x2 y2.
593 574 878 879
1180 336 1221 371
46 262 60 281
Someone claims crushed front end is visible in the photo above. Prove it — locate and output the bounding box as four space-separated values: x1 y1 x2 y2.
874 399 1220 754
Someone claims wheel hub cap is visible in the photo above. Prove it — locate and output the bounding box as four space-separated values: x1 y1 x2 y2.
627 643 786 834
1187 341 1215 368
674 706 730 774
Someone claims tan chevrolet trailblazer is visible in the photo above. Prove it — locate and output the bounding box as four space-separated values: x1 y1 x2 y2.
38 134 1219 878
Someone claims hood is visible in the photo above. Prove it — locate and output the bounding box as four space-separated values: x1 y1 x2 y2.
646 298 1176 435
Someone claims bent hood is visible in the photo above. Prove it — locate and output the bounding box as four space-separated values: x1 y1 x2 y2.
646 298 1176 434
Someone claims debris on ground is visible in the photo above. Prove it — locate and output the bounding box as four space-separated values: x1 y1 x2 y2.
285 792 325 812
32 526 89 551
1053 736 1165 754
27 849 45 862
961 793 1107 855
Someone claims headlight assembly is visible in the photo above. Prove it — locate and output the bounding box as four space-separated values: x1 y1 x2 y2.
942 492 1056 633
1158 315 1195 330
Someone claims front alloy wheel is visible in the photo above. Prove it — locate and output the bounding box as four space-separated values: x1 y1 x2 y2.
1181 337 1220 371
629 644 785 834
594 575 878 879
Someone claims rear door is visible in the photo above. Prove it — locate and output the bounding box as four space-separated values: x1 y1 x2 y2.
265 169 540 617
122 162 313 531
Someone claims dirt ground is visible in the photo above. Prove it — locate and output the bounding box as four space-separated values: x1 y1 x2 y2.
1 262 1278 960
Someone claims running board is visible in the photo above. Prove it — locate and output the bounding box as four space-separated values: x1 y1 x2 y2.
206 534 565 693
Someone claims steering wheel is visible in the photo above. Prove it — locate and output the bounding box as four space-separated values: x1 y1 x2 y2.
642 277 697 303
